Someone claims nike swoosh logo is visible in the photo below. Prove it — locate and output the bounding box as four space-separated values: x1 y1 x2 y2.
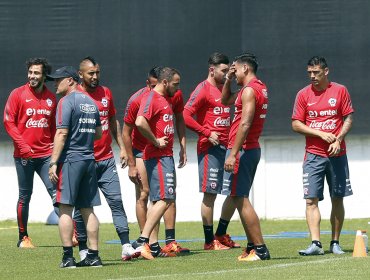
90 259 99 265
26 99 33 102
307 102 316 106
164 106 168 109
215 98 221 102
64 261 70 266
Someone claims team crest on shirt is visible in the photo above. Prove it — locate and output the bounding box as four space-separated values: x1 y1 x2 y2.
262 89 268 98
328 98 337 107
168 187 174 195
210 182 217 189
101 98 108 107
46 98 53 107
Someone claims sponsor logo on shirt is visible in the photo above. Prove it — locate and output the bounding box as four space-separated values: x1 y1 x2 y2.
164 124 175 135
26 108 52 116
262 89 268 98
308 110 337 118
309 119 337 130
80 103 97 113
163 114 173 122
213 107 230 115
25 118 49 128
214 117 230 127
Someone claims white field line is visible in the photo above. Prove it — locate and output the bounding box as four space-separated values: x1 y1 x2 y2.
0 227 17 230
107 257 351 280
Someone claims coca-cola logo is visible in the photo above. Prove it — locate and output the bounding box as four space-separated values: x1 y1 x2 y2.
309 119 337 130
164 124 175 135
26 118 49 128
214 117 230 127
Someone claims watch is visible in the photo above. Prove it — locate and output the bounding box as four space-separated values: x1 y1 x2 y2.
49 162 57 168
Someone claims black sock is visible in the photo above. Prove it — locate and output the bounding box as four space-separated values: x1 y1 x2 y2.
203 225 214 244
254 244 267 254
137 236 149 244
165 229 175 245
63 246 73 258
330 240 339 246
215 218 229 236
78 240 88 251
246 242 254 253
150 242 161 257
87 249 99 258
118 231 130 245
312 240 322 248
19 232 28 240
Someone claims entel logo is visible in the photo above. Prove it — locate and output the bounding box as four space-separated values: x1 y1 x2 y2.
213 106 230 115
163 114 173 122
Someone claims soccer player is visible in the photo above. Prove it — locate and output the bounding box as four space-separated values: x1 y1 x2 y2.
292 56 354 256
47 66 102 268
73 56 139 261
183 52 239 250
123 67 189 257
131 67 186 260
3 58 57 248
221 52 270 261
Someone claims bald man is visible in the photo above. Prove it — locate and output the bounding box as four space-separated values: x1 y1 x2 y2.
73 56 139 262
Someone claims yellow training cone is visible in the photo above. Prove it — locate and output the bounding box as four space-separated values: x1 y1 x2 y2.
353 230 367 257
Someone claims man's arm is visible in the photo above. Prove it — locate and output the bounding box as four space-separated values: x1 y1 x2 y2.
292 120 337 143
221 64 237 106
122 122 140 184
327 113 353 156
48 128 69 183
224 87 255 172
135 116 168 148
175 112 187 168
109 116 127 168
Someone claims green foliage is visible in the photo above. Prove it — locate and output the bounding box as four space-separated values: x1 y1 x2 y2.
0 219 369 279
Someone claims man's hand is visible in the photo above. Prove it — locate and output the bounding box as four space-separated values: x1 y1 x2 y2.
178 147 187 168
319 132 337 143
128 165 141 185
224 153 237 173
48 165 58 184
208 131 220 146
328 139 341 157
120 149 128 169
225 64 236 80
155 136 168 148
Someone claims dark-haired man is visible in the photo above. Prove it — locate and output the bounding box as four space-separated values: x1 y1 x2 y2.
47 66 102 268
292 56 354 256
221 52 270 261
72 57 139 261
4 58 57 248
123 67 189 257
184 52 238 250
132 67 186 260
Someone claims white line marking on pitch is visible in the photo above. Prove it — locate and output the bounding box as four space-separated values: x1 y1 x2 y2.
107 257 351 280
0 227 18 230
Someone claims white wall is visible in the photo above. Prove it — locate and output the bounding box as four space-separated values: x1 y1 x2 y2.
0 135 369 223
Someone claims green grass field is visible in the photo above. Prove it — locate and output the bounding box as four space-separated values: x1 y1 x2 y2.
1 219 369 279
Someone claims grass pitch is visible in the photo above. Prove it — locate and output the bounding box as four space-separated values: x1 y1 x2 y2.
1 219 369 279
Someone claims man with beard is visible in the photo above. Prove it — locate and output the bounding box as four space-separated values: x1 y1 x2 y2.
4 58 57 248
184 53 239 250
72 57 139 261
131 67 186 260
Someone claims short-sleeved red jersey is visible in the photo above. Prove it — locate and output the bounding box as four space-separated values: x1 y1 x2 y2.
77 84 116 161
184 80 230 154
124 87 150 151
228 78 268 150
4 83 56 158
292 82 354 157
137 90 175 159
124 88 183 152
